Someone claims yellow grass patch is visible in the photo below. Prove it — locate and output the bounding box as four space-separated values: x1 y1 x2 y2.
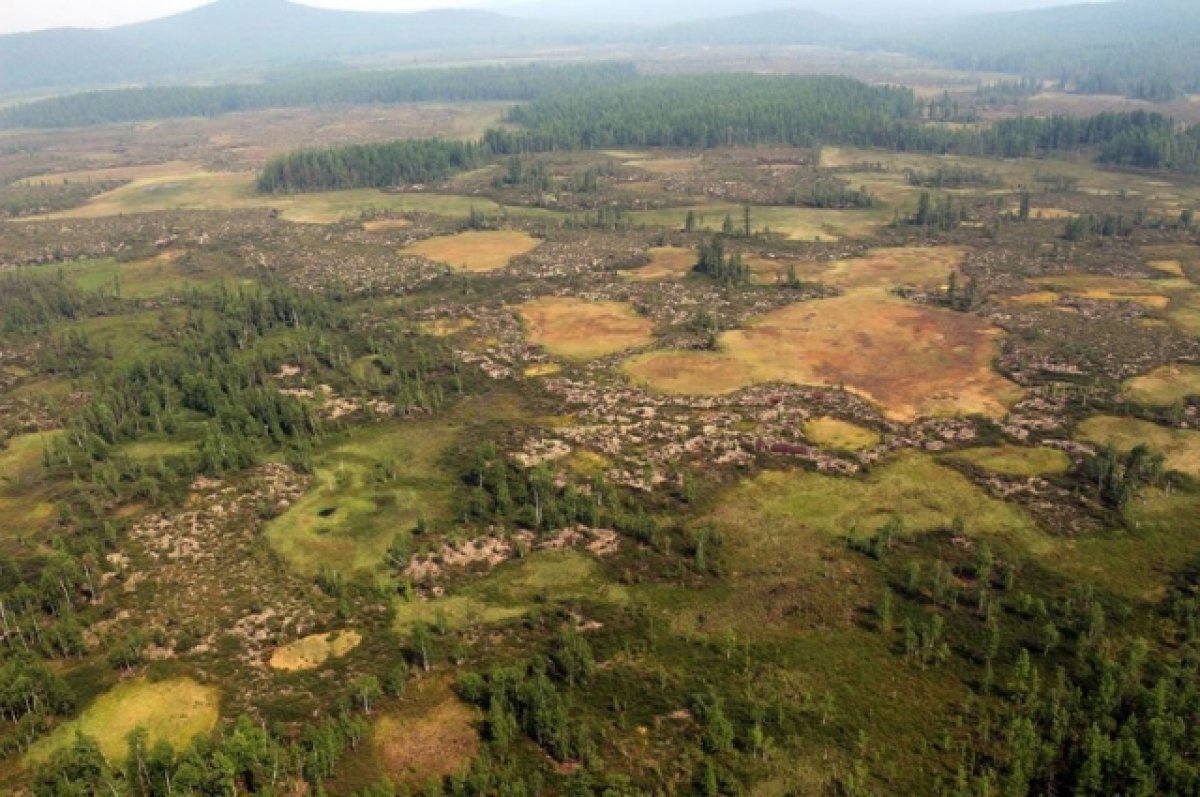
393 595 525 634
628 204 884 241
23 167 560 224
373 694 479 783
419 318 475 337
1009 291 1060 306
269 630 362 671
1169 293 1200 336
804 417 881 450
1122 365 1200 406
15 161 200 186
1030 274 1194 309
623 247 696 281
1077 415 1200 477
625 350 753 395
518 297 654 360
402 231 542 273
1010 206 1079 220
0 431 61 541
523 363 562 378
27 678 219 764
362 218 411 233
948 445 1071 477
819 247 967 291
623 156 703 174
1148 260 1186 277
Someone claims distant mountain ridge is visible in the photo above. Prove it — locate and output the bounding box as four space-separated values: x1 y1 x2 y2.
0 0 557 94
0 0 1193 100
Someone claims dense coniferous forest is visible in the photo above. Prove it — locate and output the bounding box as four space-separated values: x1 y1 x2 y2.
257 139 486 193
254 76 1200 194
0 63 636 130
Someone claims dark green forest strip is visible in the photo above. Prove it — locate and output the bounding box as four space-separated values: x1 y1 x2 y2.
257 75 1200 193
257 139 486 193
0 63 636 129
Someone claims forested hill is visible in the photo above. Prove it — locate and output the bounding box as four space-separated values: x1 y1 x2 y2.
0 0 559 95
876 0 1200 100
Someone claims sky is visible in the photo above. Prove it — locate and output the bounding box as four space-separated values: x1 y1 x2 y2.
0 1 473 33
0 0 1087 35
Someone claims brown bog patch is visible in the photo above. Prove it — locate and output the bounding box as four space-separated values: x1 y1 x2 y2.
624 247 696 281
726 294 1020 420
628 293 1022 421
519 298 654 360
403 231 542 272
625 350 753 395
819 247 968 291
374 699 479 783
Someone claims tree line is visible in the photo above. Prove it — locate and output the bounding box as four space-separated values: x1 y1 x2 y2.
0 63 637 130
257 139 485 193
256 74 1200 194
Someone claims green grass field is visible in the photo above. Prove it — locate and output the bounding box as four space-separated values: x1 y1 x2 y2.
26 678 220 765
266 419 459 577
1076 415 1200 477
0 432 62 544
947 445 1072 477
396 549 628 633
21 254 222 299
1122 365 1200 405
714 452 1047 552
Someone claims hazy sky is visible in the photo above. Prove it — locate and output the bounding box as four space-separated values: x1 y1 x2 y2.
0 1 475 33
0 0 1086 34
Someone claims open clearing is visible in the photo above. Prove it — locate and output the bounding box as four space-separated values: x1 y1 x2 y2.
1029 274 1193 310
518 297 655 360
625 350 753 396
397 549 627 633
629 204 886 241
817 246 965 291
948 445 1072 477
1169 293 1200 336
804 417 881 450
0 432 61 543
1122 365 1200 405
27 678 219 764
266 420 457 576
374 699 478 783
623 246 696 281
22 166 559 224
402 230 542 272
269 629 362 671
818 146 1200 218
627 292 1021 421
1142 244 1200 283
23 251 219 299
713 452 1048 557
1077 415 1200 477
393 594 525 634
362 218 411 233
622 156 703 174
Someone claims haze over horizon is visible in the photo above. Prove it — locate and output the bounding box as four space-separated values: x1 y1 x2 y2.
0 0 1096 35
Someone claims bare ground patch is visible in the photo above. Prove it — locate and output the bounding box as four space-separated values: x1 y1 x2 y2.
402 230 542 272
519 297 655 360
